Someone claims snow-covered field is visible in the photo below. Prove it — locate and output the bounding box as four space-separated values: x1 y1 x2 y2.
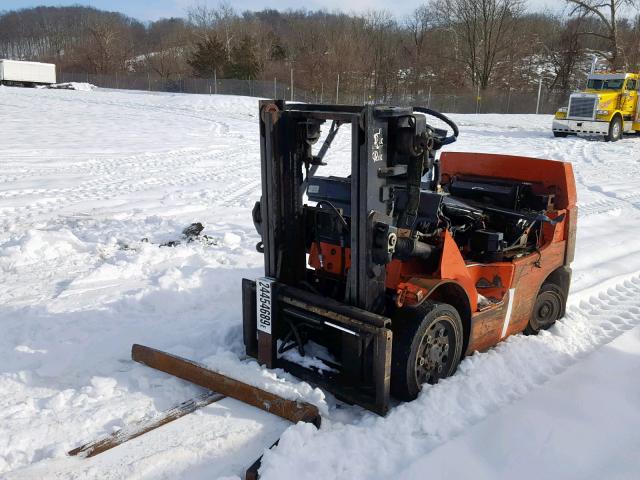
1 86 639 479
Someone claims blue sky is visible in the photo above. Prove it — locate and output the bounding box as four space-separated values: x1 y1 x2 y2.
2 0 560 21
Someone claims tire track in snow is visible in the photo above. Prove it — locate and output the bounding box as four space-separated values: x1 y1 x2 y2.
577 197 625 217
577 189 640 218
260 273 640 480
0 146 259 231
48 91 256 139
219 179 261 207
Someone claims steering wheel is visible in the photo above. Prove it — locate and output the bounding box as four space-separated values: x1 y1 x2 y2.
413 107 459 146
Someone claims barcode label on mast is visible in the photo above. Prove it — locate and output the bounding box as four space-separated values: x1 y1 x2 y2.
256 277 275 334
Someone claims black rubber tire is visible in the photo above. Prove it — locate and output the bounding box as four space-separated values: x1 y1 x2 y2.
524 283 565 335
605 116 622 142
391 301 464 401
553 131 568 138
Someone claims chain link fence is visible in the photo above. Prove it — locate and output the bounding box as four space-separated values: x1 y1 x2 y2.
58 71 568 115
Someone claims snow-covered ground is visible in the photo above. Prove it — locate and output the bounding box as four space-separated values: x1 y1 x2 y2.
1 86 639 479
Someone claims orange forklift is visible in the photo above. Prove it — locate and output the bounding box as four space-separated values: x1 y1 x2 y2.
244 101 577 414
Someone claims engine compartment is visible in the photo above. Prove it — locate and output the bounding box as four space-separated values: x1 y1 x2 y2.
306 172 557 272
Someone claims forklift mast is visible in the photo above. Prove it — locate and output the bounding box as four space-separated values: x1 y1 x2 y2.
243 100 452 414
258 101 444 308
263 102 380 309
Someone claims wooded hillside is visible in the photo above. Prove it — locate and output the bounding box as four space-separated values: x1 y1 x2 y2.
1 2 639 102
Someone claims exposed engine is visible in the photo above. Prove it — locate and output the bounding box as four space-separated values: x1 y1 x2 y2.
252 107 562 307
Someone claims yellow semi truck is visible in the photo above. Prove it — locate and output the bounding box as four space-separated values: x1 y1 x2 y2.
552 72 640 141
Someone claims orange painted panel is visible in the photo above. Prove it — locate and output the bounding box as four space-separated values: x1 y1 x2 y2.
308 242 351 275
466 262 515 302
440 230 478 312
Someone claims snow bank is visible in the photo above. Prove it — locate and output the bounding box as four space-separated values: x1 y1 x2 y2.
260 275 640 479
47 82 96 91
0 229 89 268
395 317 640 480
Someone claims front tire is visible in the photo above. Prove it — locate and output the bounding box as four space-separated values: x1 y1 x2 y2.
391 301 464 401
605 116 622 142
553 131 568 138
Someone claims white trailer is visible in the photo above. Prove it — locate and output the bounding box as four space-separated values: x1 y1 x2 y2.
0 60 56 86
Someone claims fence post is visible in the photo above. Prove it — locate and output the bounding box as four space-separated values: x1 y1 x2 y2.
536 75 543 114
427 85 432 108
214 70 217 94
320 82 324 103
336 73 340 104
274 77 277 98
475 84 481 114
290 67 294 101
147 72 150 91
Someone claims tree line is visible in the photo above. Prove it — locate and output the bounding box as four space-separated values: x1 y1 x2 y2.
0 1 639 101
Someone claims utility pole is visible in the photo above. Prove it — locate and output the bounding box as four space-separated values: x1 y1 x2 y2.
536 75 543 114
290 67 294 101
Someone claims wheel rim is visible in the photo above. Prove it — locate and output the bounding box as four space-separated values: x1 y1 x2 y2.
613 121 621 138
532 290 562 330
415 317 455 385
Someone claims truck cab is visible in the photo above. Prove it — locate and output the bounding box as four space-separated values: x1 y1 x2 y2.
552 72 640 141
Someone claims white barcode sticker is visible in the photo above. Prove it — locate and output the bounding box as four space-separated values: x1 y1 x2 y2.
256 277 275 334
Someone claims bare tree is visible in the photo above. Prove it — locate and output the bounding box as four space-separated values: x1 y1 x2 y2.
139 18 190 81
629 14 640 68
187 1 237 60
432 0 525 89
404 6 434 95
80 13 140 73
566 0 638 67
548 17 585 94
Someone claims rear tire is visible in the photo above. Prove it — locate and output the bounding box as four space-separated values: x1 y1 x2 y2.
605 116 622 142
391 301 464 401
553 131 568 138
524 283 565 335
